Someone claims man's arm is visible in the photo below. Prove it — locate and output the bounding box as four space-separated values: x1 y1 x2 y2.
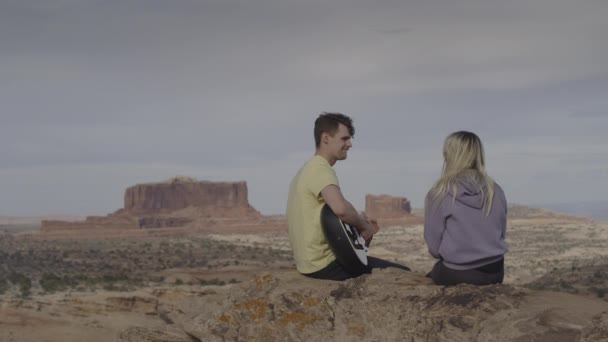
321 185 378 240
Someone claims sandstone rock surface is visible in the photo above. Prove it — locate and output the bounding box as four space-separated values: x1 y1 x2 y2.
118 269 608 342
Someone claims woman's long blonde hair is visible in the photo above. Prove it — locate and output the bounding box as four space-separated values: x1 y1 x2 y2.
427 131 495 215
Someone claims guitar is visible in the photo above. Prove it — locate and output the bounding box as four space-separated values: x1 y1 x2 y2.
321 204 368 274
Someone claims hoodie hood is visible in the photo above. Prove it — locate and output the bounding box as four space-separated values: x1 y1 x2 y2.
448 180 485 209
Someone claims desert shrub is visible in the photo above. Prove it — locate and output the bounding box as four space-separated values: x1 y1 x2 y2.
101 279 137 292
10 251 23 262
175 278 183 285
9 272 31 297
592 287 607 298
87 248 100 255
149 275 165 282
199 278 225 286
102 273 129 282
0 278 8 295
102 283 118 291
127 277 143 287
73 274 91 285
40 272 68 293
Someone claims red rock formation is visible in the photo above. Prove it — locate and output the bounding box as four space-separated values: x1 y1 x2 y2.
124 178 251 212
363 194 422 227
365 194 412 219
42 177 264 232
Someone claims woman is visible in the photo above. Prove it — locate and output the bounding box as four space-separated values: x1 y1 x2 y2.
424 131 507 286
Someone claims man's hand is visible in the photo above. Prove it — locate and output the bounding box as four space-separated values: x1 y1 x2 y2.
359 212 379 246
320 185 379 244
361 212 380 234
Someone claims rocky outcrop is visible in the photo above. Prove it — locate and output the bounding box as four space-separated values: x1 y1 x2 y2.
364 194 422 227
41 177 264 232
365 194 411 218
124 177 252 213
117 269 608 342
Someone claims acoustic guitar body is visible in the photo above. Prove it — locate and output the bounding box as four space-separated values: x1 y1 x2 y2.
321 204 368 275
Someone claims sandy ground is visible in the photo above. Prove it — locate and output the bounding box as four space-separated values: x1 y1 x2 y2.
208 218 608 285
1 216 607 341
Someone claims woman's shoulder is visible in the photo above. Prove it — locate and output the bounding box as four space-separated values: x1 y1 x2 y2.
492 181 504 193
492 181 507 201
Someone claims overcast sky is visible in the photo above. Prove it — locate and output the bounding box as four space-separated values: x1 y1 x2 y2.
1 0 607 216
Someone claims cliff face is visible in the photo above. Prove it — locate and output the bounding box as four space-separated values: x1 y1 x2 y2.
124 180 250 212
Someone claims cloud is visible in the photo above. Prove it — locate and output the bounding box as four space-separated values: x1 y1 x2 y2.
1 0 608 214
378 27 412 35
568 109 608 118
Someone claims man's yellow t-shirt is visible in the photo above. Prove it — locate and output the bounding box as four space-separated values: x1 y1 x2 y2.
287 155 338 274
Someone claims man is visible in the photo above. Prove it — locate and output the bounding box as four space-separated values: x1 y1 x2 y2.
287 112 409 280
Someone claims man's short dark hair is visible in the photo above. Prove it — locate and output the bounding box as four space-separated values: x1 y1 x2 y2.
314 112 355 147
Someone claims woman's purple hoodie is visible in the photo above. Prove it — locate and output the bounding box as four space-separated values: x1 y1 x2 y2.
424 181 508 270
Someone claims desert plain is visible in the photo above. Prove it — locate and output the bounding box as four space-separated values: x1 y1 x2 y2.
0 179 607 341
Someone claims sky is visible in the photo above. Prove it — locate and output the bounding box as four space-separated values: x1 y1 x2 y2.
1 0 607 216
